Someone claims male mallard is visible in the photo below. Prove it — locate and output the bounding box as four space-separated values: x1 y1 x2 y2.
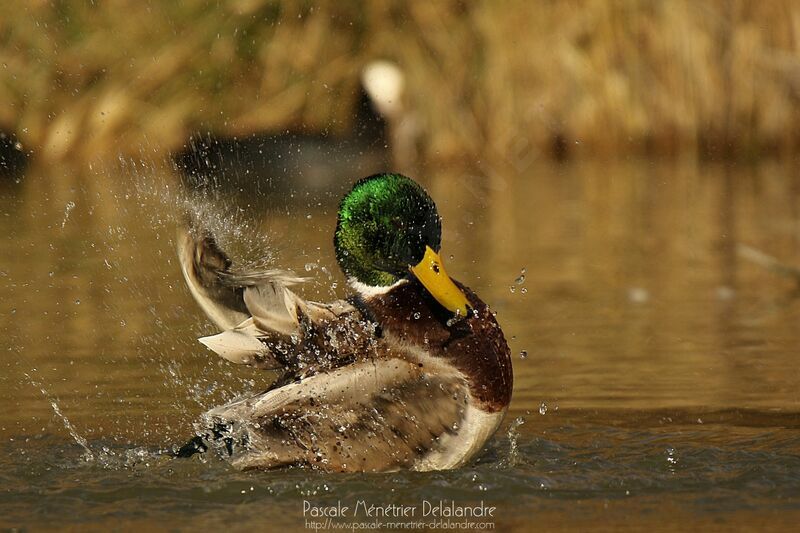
176 173 512 472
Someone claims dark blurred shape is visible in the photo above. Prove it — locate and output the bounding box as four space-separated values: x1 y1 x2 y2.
551 133 569 161
172 87 389 199
0 132 28 185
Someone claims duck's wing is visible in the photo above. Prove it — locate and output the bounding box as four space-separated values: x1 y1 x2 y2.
197 286 372 371
177 220 370 370
177 222 262 330
199 358 470 472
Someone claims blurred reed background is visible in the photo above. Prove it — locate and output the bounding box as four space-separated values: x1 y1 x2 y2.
2 0 800 170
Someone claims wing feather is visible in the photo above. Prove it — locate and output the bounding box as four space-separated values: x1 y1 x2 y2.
242 284 300 337
198 319 271 367
199 358 469 471
178 217 367 371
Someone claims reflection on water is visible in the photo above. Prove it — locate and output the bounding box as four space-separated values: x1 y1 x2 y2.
2 159 800 529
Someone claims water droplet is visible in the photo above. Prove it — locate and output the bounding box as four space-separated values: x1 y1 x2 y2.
538 402 548 415
61 201 76 229
519 350 528 359
520 287 528 294
665 447 678 465
412 312 421 320
74 299 80 305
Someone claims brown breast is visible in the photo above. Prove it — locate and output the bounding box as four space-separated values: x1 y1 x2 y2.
366 279 513 412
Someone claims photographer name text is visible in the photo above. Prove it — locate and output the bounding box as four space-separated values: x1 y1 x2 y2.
303 499 496 519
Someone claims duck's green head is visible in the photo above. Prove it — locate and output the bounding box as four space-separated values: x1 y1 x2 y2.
335 173 470 315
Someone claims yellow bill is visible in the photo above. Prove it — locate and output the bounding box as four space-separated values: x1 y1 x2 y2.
410 245 471 317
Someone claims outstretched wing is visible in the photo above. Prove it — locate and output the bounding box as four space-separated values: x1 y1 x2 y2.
199 358 470 472
177 218 373 370
176 222 252 330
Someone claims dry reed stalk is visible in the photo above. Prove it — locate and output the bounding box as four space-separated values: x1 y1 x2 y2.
1 1 800 167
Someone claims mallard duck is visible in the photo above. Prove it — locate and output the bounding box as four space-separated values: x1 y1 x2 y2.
176 173 512 472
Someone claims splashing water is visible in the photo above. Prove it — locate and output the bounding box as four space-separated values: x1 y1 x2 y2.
505 416 525 467
25 374 94 461
61 201 76 229
510 267 527 294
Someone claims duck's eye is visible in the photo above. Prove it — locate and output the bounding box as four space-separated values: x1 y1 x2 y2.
432 263 440 274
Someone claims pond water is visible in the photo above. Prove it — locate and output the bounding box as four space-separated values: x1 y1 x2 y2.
2 159 800 530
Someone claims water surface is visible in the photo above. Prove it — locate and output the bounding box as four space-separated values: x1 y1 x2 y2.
2 159 799 530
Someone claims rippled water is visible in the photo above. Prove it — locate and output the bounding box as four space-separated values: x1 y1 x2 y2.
2 159 800 530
